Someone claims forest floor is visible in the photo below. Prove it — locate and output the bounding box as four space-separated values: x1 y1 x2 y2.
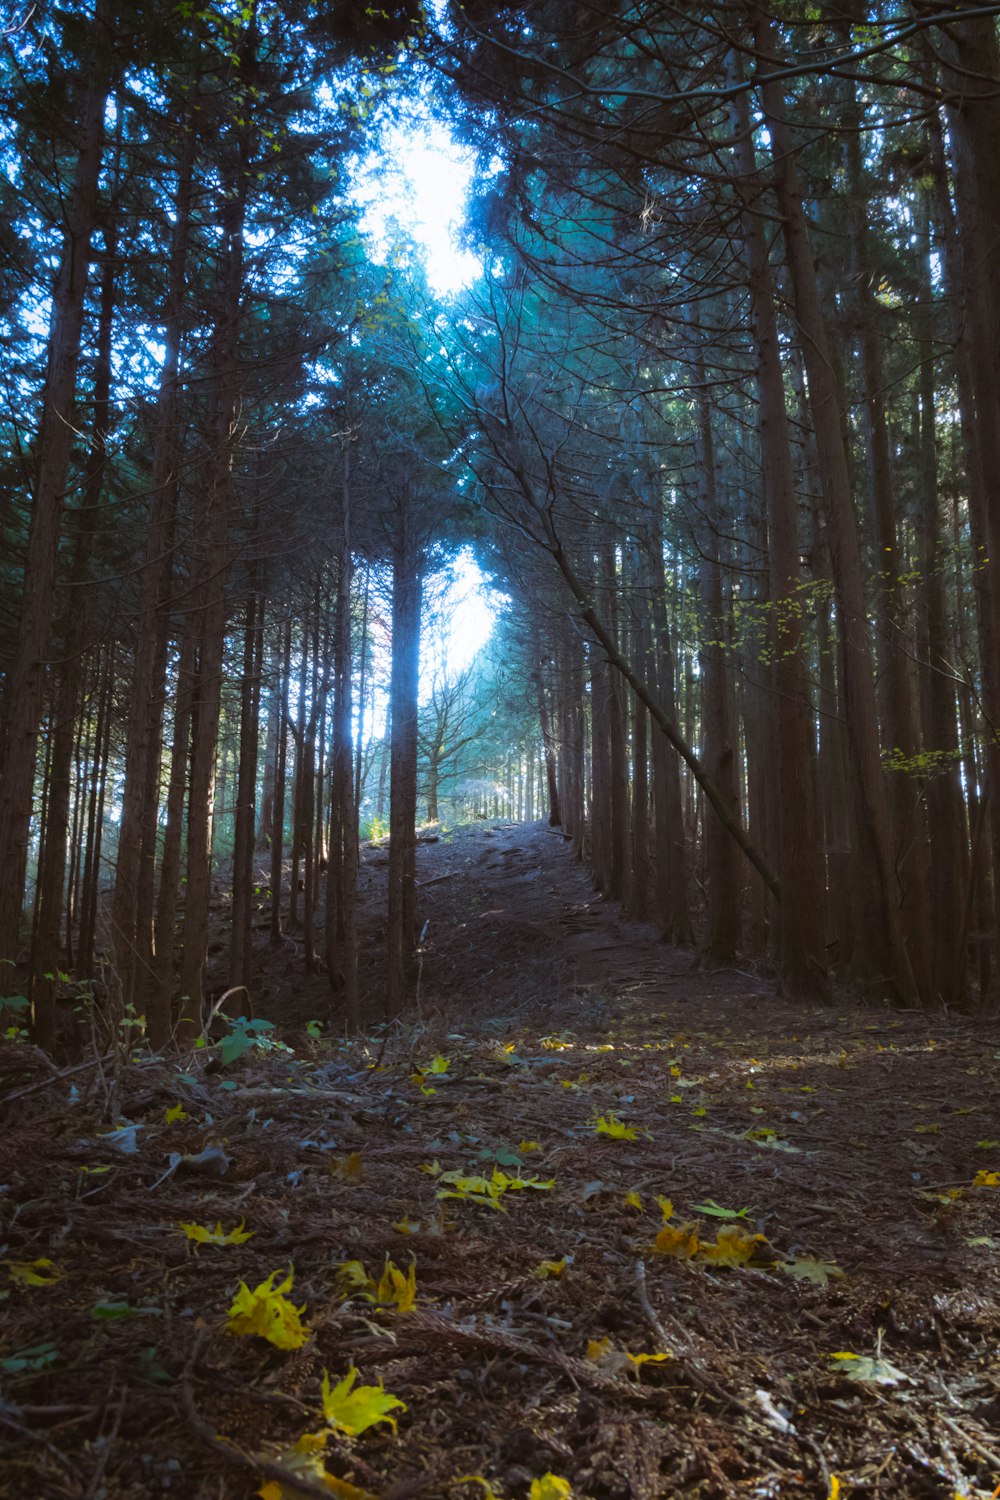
1 821 999 1500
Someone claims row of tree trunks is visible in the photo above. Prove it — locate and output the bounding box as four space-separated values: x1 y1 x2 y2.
0 8 115 993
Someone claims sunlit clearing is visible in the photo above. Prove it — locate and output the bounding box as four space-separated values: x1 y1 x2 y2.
353 120 479 295
421 549 501 694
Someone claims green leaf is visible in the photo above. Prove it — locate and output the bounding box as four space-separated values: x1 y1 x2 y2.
218 1030 254 1068
0 1340 58 1373
689 1199 751 1220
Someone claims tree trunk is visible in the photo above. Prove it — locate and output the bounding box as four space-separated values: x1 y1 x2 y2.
726 63 829 995
111 108 195 1016
269 616 293 947
387 499 422 1017
31 200 117 1048
0 8 113 985
754 12 918 1005
690 339 742 963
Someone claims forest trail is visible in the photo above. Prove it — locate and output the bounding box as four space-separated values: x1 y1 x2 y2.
2 827 1000 1500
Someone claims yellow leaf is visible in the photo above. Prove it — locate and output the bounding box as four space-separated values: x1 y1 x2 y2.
336 1259 375 1296
426 1055 451 1074
258 1430 379 1499
6 1257 63 1287
227 1268 309 1350
332 1152 364 1182
164 1103 188 1124
376 1258 417 1313
519 1140 541 1153
586 1336 612 1361
532 1258 567 1279
419 1160 443 1177
828 1479 841 1500
593 1113 639 1141
973 1169 1000 1187
529 1476 572 1500
624 1190 642 1210
697 1225 764 1267
321 1366 406 1436
626 1351 671 1370
392 1218 421 1235
914 1123 940 1134
653 1222 700 1259
179 1219 255 1246
656 1196 674 1221
456 1477 503 1500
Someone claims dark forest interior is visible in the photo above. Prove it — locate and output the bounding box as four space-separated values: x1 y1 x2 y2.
1 4 999 1498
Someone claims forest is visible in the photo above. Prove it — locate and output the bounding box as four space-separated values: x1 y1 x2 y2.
1 3 999 1498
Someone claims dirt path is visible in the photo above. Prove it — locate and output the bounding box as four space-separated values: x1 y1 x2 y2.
1 822 999 1499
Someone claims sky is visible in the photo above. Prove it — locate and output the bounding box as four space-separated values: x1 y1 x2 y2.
353 119 499 684
353 118 480 296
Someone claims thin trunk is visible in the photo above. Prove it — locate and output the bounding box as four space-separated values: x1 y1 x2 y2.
0 11 113 983
387 502 422 1017
269 616 292 947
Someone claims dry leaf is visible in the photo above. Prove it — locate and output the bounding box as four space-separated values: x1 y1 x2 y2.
777 1256 843 1287
6 1258 63 1287
179 1219 254 1246
592 1113 639 1141
529 1474 572 1499
828 1351 910 1386
376 1258 417 1313
321 1366 406 1436
532 1258 567 1279
227 1269 309 1350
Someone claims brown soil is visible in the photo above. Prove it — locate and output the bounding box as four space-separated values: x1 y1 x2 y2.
1 821 999 1500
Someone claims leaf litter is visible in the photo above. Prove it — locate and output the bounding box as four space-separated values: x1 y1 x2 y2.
0 821 998 1499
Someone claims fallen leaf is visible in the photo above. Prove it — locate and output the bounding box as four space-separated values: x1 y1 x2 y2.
179 1219 255 1246
777 1256 843 1287
652 1222 700 1259
321 1366 406 1435
624 1190 642 1210
519 1140 541 1153
972 1170 999 1188
593 1113 640 1141
627 1351 671 1371
227 1269 309 1350
258 1429 379 1500
6 1258 63 1287
336 1259 374 1296
456 1478 503 1500
689 1199 751 1220
376 1258 417 1313
529 1475 572 1500
698 1225 764 1267
828 1351 910 1386
425 1055 451 1074
164 1103 188 1124
975 1139 999 1149
332 1152 364 1183
532 1258 567 1279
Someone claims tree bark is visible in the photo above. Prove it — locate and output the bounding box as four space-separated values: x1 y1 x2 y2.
0 4 114 986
